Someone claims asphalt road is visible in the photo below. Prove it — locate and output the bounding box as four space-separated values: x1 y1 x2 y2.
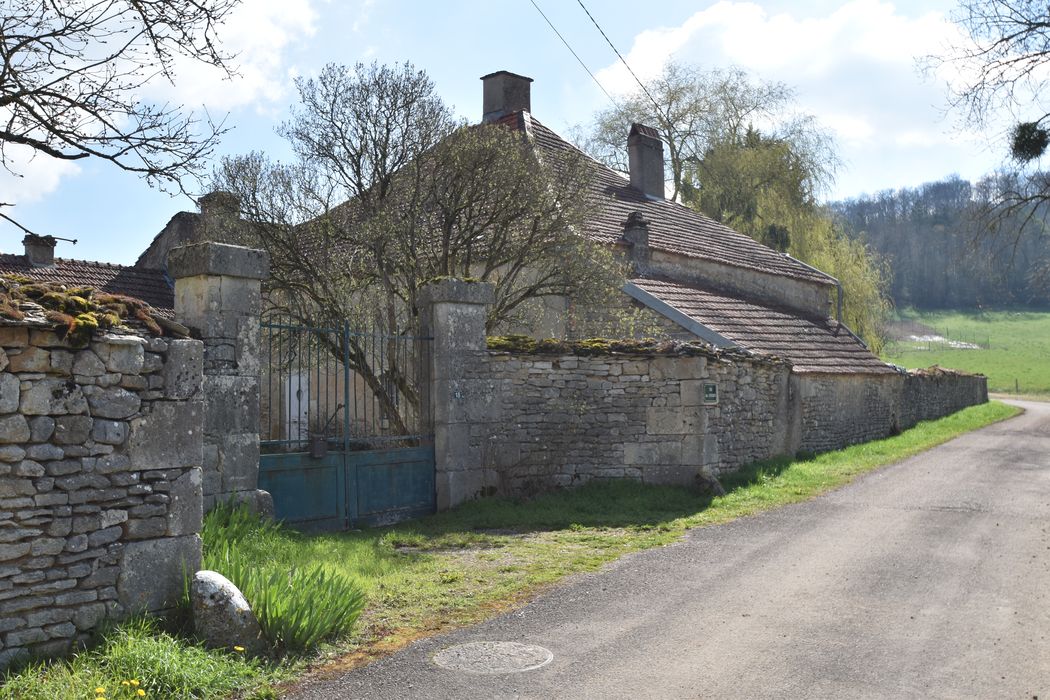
289 400 1050 699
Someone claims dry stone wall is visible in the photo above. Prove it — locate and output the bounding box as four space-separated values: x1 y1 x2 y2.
0 325 204 669
464 350 792 495
901 369 989 427
795 373 904 454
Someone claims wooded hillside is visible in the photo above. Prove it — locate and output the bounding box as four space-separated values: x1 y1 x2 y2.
832 175 1050 309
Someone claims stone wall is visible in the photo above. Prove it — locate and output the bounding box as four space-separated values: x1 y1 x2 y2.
0 325 203 669
901 369 989 428
795 373 904 454
467 350 792 495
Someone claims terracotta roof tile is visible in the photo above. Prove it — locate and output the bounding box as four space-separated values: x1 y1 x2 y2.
0 254 174 316
496 112 835 286
632 277 896 375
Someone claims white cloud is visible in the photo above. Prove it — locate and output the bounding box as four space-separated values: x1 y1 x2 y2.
0 145 81 206
146 0 318 112
593 1 999 198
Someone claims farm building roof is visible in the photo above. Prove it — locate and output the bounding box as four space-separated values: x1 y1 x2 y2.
630 277 897 375
0 254 174 316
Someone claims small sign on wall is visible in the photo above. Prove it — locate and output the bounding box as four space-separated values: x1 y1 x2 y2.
703 382 718 405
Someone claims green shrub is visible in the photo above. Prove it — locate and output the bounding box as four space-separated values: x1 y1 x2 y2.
200 505 366 654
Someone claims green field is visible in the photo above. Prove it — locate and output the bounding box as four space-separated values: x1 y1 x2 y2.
883 308 1050 396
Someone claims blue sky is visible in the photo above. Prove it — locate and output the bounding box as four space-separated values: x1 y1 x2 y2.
1 0 1012 265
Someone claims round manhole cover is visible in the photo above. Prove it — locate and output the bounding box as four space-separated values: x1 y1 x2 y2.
432 641 553 674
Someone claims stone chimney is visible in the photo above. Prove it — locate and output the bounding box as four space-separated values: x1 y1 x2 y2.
481 71 534 123
622 211 651 273
22 234 56 267
197 191 243 245
628 123 665 200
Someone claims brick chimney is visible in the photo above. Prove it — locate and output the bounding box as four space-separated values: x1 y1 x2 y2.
622 211 651 273
628 123 665 200
22 234 56 267
481 71 534 123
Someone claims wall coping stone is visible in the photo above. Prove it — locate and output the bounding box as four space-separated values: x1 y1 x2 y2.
168 242 270 281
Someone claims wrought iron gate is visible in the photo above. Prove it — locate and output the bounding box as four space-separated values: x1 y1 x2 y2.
258 319 435 530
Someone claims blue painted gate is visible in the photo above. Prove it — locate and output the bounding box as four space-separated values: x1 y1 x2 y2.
258 319 435 531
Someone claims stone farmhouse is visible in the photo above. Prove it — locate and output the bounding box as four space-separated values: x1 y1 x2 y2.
0 70 987 512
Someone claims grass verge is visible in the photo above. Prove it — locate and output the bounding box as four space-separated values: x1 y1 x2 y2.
0 401 1020 697
884 308 1050 395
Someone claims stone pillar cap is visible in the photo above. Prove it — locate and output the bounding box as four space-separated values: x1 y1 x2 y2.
418 279 495 306
168 242 270 281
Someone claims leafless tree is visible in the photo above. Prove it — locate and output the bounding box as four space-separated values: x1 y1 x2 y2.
931 0 1050 262
1 0 239 233
215 62 626 434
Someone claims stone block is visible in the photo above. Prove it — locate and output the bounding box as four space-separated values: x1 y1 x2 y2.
7 347 50 372
0 478 33 499
72 350 105 377
91 419 128 446
21 379 88 416
0 327 28 348
0 445 25 462
53 415 93 444
128 401 203 470
163 340 203 400
118 535 201 613
202 375 257 434
98 336 145 374
217 433 258 493
645 407 700 435
0 373 19 413
26 444 63 461
28 416 55 442
169 242 270 281
168 468 203 536
13 460 44 477
86 387 140 419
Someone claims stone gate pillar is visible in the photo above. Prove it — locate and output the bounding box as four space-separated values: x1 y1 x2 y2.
419 279 496 510
168 242 272 512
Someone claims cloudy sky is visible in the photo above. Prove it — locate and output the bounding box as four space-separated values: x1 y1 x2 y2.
0 0 1014 265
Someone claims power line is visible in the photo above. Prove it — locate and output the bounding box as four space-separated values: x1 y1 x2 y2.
575 0 662 114
527 0 617 107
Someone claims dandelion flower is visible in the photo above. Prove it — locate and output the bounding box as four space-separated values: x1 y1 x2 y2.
121 681 130 686
136 690 146 697
130 680 140 687
95 688 106 695
233 645 246 653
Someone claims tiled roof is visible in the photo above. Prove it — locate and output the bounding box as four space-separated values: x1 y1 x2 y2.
632 277 897 375
497 112 836 286
0 255 174 315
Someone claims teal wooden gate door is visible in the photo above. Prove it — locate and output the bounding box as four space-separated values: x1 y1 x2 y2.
258 319 435 531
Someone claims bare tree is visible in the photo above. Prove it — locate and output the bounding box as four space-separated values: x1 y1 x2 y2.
1 0 239 233
216 62 626 433
932 0 1050 261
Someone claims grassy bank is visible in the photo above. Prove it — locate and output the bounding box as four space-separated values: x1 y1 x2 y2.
884 308 1050 395
1 401 1020 698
